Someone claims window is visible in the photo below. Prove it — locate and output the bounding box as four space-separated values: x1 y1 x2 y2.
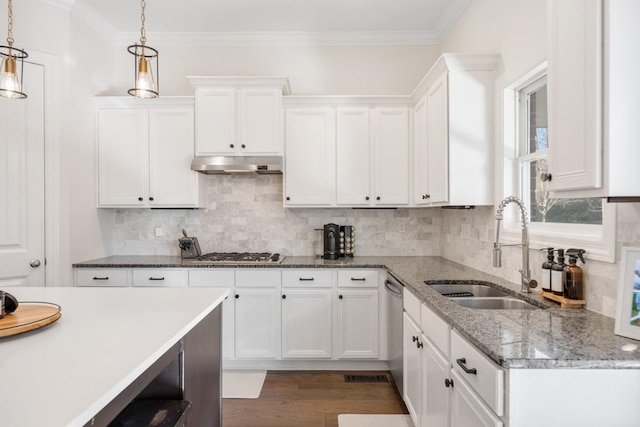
517 77 603 226
498 57 615 262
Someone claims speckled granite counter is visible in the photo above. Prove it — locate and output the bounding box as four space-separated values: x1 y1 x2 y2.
73 255 640 369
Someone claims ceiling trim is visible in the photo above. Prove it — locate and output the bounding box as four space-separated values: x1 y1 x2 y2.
114 30 443 47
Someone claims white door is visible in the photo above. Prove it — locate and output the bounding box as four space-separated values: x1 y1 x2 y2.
426 73 449 204
281 288 332 358
422 335 451 427
195 87 236 155
403 312 421 425
450 370 503 427
337 289 379 359
239 87 282 154
372 108 409 205
414 96 430 205
0 62 45 286
234 288 280 359
336 107 371 205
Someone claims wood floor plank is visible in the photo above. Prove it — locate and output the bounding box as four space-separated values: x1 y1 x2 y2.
222 370 408 427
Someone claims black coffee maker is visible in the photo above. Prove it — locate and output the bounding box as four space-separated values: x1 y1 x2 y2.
323 223 339 260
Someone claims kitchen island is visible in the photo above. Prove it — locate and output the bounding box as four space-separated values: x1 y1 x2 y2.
0 286 229 427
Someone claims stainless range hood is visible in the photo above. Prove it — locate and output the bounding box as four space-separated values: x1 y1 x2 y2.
191 156 282 174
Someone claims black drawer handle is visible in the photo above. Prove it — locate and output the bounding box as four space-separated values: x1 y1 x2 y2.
299 278 314 281
456 358 477 375
92 276 109 280
149 277 165 281
350 277 366 281
444 378 454 388
412 336 418 342
417 341 423 349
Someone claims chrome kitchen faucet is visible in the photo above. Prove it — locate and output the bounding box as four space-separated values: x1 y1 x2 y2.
493 196 538 293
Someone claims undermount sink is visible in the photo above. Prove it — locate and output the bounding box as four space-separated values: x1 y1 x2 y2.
427 282 542 310
450 297 539 310
428 283 511 298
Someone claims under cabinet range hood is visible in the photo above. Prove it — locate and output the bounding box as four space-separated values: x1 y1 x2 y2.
191 156 282 174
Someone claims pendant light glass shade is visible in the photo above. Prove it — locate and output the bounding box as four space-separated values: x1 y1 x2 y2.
128 0 158 99
0 0 27 100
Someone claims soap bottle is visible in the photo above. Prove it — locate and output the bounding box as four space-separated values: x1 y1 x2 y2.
540 248 554 293
563 249 586 300
551 249 566 296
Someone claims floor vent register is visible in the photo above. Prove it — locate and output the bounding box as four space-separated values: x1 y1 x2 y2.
344 374 389 383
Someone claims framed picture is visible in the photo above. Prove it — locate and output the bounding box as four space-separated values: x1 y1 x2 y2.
615 247 640 341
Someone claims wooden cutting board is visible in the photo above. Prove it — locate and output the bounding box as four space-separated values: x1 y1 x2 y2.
0 302 61 337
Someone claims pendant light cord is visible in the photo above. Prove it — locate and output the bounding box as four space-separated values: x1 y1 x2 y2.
139 0 146 46
7 0 14 46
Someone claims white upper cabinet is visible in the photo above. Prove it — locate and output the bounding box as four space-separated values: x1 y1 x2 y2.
336 107 372 206
96 97 203 208
372 108 410 205
412 54 498 207
547 0 603 193
188 77 290 156
547 0 640 199
284 108 336 206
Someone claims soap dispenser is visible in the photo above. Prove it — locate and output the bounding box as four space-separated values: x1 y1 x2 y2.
540 248 554 293
551 249 566 296
563 249 586 300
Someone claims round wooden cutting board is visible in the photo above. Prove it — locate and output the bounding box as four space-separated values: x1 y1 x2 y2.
0 302 61 337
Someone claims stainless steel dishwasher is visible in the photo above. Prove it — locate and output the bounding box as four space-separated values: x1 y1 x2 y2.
385 273 403 395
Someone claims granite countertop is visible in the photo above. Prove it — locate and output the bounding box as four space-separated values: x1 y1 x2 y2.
73 255 640 369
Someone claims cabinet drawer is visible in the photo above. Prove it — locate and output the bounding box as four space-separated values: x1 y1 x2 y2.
282 270 332 288
451 329 504 416
188 269 235 287
132 269 188 287
403 287 421 325
421 303 450 359
235 269 281 287
75 269 129 287
337 270 378 288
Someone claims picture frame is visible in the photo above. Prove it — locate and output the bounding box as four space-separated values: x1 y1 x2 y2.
614 246 640 341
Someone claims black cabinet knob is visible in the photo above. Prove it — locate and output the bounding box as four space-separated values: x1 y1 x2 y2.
444 378 454 388
230 144 235 148
422 195 426 200
426 194 430 199
365 196 370 201
540 173 552 182
339 295 343 300
241 144 246 149
234 294 239 299
286 196 290 201
138 197 143 201
149 197 154 201
282 294 287 299
376 196 381 201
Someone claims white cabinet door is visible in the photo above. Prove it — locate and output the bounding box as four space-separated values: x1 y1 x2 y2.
131 269 188 287
97 108 148 206
239 87 282 154
421 336 450 427
414 96 430 205
281 289 332 359
337 289 379 359
450 370 503 427
235 288 280 359
425 74 449 204
547 0 602 192
284 108 336 205
372 108 409 205
336 107 371 206
148 107 198 206
195 87 236 155
403 312 421 425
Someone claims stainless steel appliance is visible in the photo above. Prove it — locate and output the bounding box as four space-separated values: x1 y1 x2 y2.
184 252 284 265
178 229 202 259
323 223 339 260
385 273 404 395
191 155 282 174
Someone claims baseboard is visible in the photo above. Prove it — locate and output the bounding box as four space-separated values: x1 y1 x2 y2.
223 359 391 371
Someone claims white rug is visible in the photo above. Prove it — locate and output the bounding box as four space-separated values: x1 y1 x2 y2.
222 370 267 399
338 414 414 427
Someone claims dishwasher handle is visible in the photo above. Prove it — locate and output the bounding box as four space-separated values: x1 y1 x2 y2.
385 279 403 295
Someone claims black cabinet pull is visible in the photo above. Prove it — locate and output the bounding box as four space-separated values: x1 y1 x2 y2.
339 295 343 300
241 144 246 149
230 144 235 148
235 294 239 299
149 197 154 201
350 277 366 281
456 358 477 375
92 276 109 280
540 172 552 182
417 341 423 349
444 378 454 388
422 195 427 200
282 294 287 299
149 277 165 281
426 194 430 199
365 196 370 201
412 336 418 342
286 196 291 201
376 196 381 201
138 197 143 201
299 277 314 281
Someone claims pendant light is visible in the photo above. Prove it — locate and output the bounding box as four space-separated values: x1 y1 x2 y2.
0 0 27 100
128 0 159 98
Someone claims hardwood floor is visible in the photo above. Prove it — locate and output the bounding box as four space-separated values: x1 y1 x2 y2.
222 371 408 427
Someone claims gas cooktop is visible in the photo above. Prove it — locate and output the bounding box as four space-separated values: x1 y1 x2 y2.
184 252 284 264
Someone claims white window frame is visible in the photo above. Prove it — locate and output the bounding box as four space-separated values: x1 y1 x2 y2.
495 46 615 262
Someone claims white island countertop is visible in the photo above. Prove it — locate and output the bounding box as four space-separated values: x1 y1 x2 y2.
0 286 229 427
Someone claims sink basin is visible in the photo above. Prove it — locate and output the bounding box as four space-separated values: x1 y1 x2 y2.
428 283 511 298
451 297 539 310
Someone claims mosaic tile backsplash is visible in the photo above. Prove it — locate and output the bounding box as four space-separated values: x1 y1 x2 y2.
113 174 442 257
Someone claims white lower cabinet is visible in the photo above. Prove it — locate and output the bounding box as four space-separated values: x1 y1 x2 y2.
450 370 503 427
131 269 188 287
75 268 129 287
421 335 450 427
281 289 332 358
234 288 280 359
403 312 422 424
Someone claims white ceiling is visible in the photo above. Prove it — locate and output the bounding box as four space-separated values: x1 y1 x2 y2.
73 0 471 45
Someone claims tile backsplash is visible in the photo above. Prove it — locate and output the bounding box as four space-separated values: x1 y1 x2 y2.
113 174 442 257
